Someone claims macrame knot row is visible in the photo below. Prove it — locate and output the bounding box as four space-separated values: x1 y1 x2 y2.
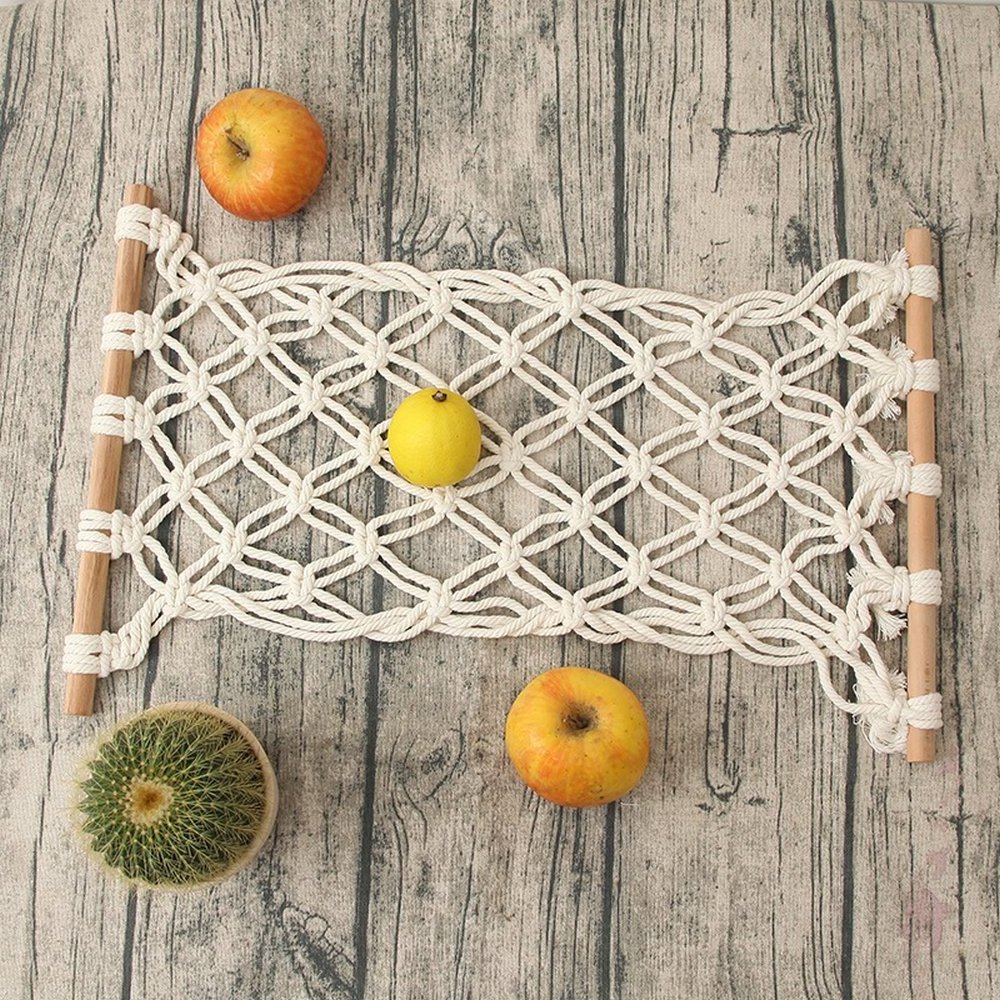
848 565 943 639
867 341 940 410
856 252 940 327
90 394 154 443
116 205 184 256
63 622 151 678
866 691 943 754
77 508 144 560
854 451 942 524
101 311 166 356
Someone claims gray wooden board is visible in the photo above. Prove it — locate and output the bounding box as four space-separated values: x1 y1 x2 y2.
1 0 998 997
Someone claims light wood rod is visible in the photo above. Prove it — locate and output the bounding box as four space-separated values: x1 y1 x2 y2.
64 183 155 716
903 227 938 763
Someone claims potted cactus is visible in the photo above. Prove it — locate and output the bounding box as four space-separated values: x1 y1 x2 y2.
73 702 278 889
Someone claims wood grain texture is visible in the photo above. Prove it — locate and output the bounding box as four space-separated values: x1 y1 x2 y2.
1 1 998 998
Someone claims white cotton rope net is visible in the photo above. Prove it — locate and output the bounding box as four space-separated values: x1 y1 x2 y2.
64 204 944 754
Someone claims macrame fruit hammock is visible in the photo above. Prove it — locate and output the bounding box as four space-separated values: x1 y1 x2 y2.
63 185 943 759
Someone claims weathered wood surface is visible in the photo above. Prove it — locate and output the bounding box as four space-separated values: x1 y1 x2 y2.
2 1 998 997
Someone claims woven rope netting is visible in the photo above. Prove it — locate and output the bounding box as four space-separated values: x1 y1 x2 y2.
64 205 943 753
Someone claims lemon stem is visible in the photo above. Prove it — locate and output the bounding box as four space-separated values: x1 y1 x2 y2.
432 390 448 402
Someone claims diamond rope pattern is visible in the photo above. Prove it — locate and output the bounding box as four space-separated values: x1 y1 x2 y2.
64 205 943 753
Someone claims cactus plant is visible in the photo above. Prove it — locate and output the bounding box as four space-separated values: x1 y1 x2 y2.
74 702 277 889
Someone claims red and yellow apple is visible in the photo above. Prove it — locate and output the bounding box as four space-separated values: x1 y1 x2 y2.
504 666 650 807
195 88 327 221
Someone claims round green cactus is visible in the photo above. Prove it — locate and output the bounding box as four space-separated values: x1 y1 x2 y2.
75 704 277 889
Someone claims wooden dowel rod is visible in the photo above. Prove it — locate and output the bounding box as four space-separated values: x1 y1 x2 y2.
64 183 155 716
904 227 938 763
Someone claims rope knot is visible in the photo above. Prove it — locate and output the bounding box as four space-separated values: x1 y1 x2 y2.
857 253 909 325
427 283 454 318
558 287 585 321
569 496 596 529
689 317 715 351
187 270 221 304
110 509 145 559
369 336 391 372
767 552 795 591
164 577 192 611
563 394 592 428
818 319 851 354
422 580 454 624
285 478 314 517
626 549 653 588
297 380 326 416
352 522 380 568
826 409 854 445
694 407 723 443
765 456 792 492
693 506 723 542
144 207 168 252
497 437 525 475
496 538 523 574
832 510 863 547
216 523 248 566
288 563 319 607
132 312 166 355
122 397 154 443
430 488 458 517
497 336 526 370
758 368 784 404
830 618 862 653
699 592 727 633
166 466 197 504
559 593 589 629
229 426 258 462
353 426 382 469
242 322 271 359
625 450 654 484
853 450 911 522
307 295 335 327
633 346 658 383
101 312 166 356
847 563 909 638
885 450 914 500
184 369 211 405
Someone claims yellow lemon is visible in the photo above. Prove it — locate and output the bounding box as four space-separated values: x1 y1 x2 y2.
387 387 482 488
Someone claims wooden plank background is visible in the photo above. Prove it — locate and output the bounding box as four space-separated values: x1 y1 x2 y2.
2 0 998 997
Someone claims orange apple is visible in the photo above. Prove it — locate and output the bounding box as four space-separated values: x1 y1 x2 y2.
504 666 650 808
196 88 327 221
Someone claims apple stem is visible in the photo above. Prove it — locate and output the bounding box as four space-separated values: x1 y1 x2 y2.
432 390 448 402
224 127 250 160
563 706 596 733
